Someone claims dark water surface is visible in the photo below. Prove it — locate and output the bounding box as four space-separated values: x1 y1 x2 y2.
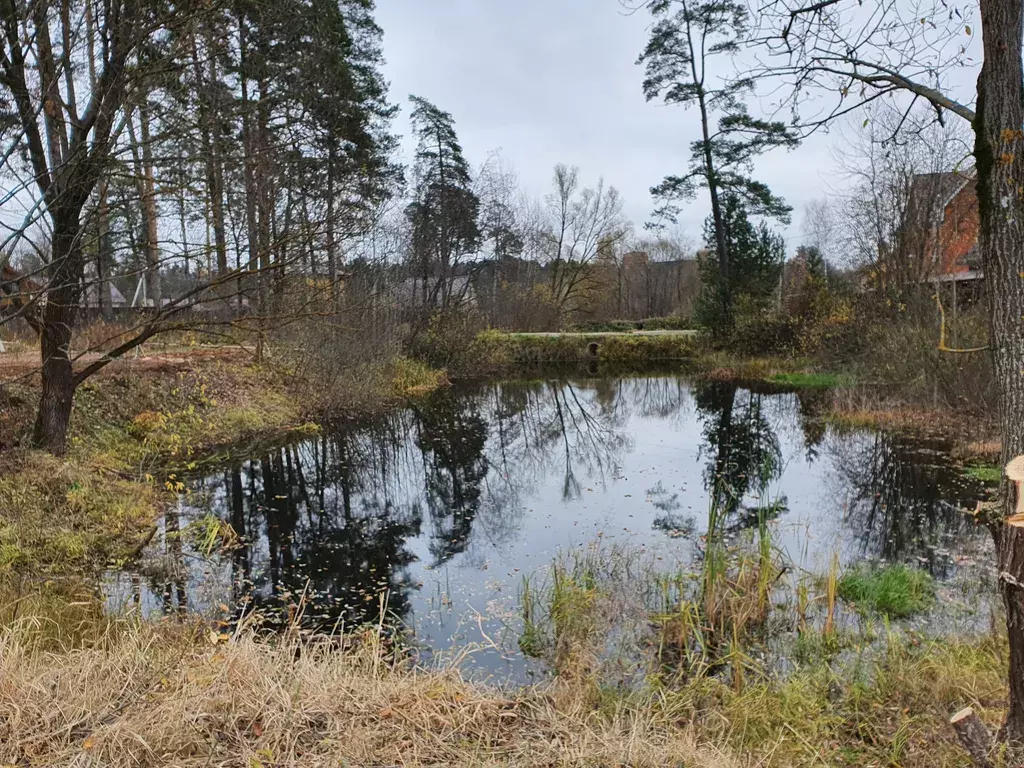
108 373 994 678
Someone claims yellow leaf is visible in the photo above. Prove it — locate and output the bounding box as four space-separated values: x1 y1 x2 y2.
965 25 971 35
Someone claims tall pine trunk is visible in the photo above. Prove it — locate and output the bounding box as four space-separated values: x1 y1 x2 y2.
976 0 1024 744
139 105 161 307
238 10 259 324
191 32 228 279
127 105 161 308
326 139 338 303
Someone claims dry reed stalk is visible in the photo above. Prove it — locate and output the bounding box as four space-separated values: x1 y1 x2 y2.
0 623 740 768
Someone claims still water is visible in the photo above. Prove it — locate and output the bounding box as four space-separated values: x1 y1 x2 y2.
108 373 994 678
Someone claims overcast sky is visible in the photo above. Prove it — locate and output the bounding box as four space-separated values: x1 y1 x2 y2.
374 0 840 252
374 0 981 255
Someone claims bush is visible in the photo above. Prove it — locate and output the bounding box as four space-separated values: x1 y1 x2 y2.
411 310 489 373
642 315 692 331
729 296 800 356
846 296 994 413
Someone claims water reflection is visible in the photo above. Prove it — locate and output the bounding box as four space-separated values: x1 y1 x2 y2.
827 432 986 579
693 381 782 525
120 375 988 654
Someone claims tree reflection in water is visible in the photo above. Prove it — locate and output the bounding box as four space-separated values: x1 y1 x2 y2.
128 375 986 638
145 378 636 630
825 432 987 578
693 381 783 529
412 391 489 566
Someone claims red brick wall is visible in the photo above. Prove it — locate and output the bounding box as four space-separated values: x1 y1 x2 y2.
937 181 979 276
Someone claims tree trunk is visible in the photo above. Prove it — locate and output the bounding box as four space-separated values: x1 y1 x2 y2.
239 9 259 311
951 707 994 768
192 31 228 277
139 105 161 308
33 219 82 454
976 0 1024 744
127 107 161 309
326 139 338 303
96 179 111 320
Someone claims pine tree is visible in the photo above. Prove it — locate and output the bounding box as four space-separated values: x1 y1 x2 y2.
796 245 825 280
638 0 797 327
406 95 481 309
695 195 785 329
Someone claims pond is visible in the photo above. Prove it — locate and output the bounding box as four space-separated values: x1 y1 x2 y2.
107 372 996 681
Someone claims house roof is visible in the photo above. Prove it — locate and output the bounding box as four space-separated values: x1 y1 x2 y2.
82 281 127 307
907 171 973 223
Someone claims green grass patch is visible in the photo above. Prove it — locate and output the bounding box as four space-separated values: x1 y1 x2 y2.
963 461 1001 485
837 564 935 618
764 371 855 388
0 451 158 576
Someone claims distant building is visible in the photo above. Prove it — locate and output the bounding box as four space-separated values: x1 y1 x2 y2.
622 251 649 270
908 170 981 284
394 276 476 309
82 280 127 309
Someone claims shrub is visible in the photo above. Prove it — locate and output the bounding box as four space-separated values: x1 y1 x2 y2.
411 310 488 370
642 314 692 331
729 296 800 356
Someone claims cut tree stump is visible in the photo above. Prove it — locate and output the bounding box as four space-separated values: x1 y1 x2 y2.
951 707 993 768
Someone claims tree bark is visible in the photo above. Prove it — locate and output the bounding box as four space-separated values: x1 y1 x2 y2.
976 0 1024 744
32 218 82 454
139 104 162 308
96 179 111 320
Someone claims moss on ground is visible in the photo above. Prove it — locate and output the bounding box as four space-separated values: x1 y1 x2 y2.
764 371 855 388
686 351 850 388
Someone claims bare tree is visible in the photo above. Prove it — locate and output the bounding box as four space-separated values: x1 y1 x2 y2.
757 0 1024 744
534 164 629 321
801 198 834 267
0 0 161 452
616 231 696 319
832 104 973 292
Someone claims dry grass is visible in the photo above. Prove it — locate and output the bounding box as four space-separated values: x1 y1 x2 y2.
0 622 739 768
825 385 997 441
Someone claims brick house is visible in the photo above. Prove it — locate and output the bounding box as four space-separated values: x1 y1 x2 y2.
915 170 982 284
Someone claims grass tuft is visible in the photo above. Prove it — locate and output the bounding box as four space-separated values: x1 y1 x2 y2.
837 564 935 618
963 461 1002 485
